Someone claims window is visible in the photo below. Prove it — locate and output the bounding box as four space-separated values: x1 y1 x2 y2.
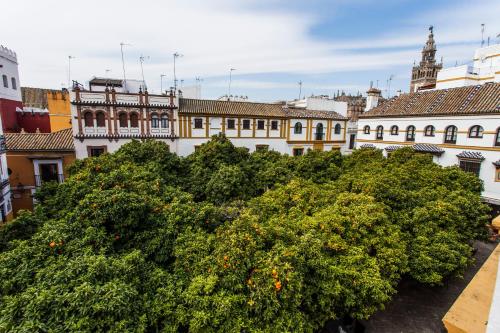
334 123 341 135
468 125 484 138
227 119 235 129
315 123 324 140
151 114 159 128
96 112 106 127
376 125 384 140
11 77 16 90
294 122 302 134
293 148 304 156
406 125 416 141
242 119 251 130
161 115 169 128
119 113 128 128
444 125 458 144
88 146 106 157
271 120 278 130
496 128 500 147
84 112 93 127
2 75 7 88
459 160 481 177
496 168 500 182
39 163 60 183
257 120 265 130
424 125 435 137
390 125 399 135
363 125 370 134
194 118 203 129
256 144 269 151
130 113 139 128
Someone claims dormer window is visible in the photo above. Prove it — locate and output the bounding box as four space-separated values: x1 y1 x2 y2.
376 125 384 140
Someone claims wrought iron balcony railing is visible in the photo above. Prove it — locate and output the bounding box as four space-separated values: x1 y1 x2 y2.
35 174 64 187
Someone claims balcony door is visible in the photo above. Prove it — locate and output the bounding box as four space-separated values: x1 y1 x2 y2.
40 163 59 182
34 159 64 187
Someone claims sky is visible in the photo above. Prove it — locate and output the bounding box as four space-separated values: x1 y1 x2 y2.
1 0 499 102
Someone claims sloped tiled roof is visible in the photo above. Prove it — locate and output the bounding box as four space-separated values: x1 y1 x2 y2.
5 128 74 151
360 83 500 118
359 144 376 149
413 143 444 154
179 98 286 117
285 108 347 120
456 151 485 160
179 98 347 120
385 145 404 152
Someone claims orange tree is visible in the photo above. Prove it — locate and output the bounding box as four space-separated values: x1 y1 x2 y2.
0 140 489 332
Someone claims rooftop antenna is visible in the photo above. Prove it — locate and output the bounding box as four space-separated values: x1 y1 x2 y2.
67 55 75 89
195 77 204 84
481 24 485 47
376 79 379 88
160 74 167 93
173 52 183 91
105 69 111 76
497 33 500 44
387 74 394 98
120 42 132 91
180 79 184 89
139 55 150 89
298 80 303 100
228 68 236 98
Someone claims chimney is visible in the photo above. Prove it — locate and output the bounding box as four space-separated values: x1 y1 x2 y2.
365 82 381 112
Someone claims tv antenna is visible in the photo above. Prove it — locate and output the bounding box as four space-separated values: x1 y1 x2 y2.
228 68 236 97
298 81 303 100
67 55 75 89
139 55 150 90
120 42 132 91
173 52 183 91
387 74 394 98
481 24 485 47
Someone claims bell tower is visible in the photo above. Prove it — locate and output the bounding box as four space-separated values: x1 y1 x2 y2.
410 26 442 92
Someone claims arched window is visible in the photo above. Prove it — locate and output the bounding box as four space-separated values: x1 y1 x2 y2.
84 112 93 127
406 125 416 141
96 112 106 127
315 123 324 140
119 113 128 128
444 125 458 144
495 127 500 147
376 125 384 140
151 114 159 128
334 123 341 135
130 113 139 128
161 114 169 128
363 125 370 134
294 122 302 134
390 125 398 135
468 125 483 138
424 125 435 137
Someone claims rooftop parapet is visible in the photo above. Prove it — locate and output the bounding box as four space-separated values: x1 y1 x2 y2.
0 45 18 63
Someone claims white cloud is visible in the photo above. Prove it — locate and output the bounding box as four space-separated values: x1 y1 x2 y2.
2 0 499 98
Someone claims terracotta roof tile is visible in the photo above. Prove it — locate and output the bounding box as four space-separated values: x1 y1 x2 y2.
360 83 500 118
179 98 286 117
5 128 74 151
456 151 485 160
285 108 347 120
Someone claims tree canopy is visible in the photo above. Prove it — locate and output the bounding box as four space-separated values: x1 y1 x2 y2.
0 136 489 332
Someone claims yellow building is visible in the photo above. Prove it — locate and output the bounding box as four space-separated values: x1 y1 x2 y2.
5 128 75 216
47 89 72 131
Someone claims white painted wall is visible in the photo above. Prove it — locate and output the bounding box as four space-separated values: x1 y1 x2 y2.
357 114 500 204
0 45 21 102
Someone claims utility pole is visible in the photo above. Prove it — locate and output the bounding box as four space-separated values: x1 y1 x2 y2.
120 42 131 91
160 74 166 94
68 56 75 89
298 81 303 100
139 55 149 90
228 68 236 97
173 52 183 91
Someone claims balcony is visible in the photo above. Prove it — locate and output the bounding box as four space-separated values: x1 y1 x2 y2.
35 174 64 187
314 133 325 141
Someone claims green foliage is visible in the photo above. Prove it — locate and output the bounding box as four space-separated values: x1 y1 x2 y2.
0 139 489 332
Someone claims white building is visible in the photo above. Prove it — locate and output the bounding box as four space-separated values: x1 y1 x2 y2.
436 44 500 89
357 82 500 207
70 86 348 159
